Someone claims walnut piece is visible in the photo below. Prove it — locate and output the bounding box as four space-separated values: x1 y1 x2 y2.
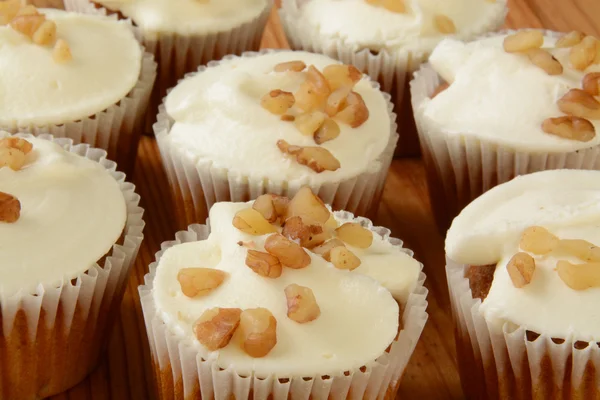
53 39 72 64
556 239 600 262
32 20 56 46
506 252 535 288
325 86 352 117
282 216 331 249
264 233 311 269
556 260 600 291
0 192 20 223
0 137 33 154
252 194 278 223
570 36 598 71
335 91 369 128
294 111 326 136
193 308 241 351
286 186 331 223
322 64 361 91
314 118 341 144
434 14 456 34
556 31 585 48
294 81 323 112
526 49 563 75
277 140 341 173
582 72 600 96
382 0 405 13
0 0 20 25
307 65 331 99
312 238 345 261
177 268 227 298
239 308 277 358
10 14 44 37
245 250 282 278
261 90 295 115
335 222 373 248
503 31 544 53
284 284 320 323
0 147 26 171
274 60 306 73
232 208 277 236
330 246 361 270
541 116 595 142
519 226 559 255
557 89 600 119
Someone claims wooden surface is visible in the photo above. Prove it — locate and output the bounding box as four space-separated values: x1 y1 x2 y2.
49 2 600 399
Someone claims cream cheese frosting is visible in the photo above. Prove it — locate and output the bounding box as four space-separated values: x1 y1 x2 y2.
0 9 142 127
164 51 392 186
421 35 600 153
446 169 600 341
291 0 506 53
152 201 421 377
94 0 269 36
0 135 127 298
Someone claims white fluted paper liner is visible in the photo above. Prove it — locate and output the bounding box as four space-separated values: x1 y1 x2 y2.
65 0 273 133
140 214 428 400
0 133 144 400
153 49 399 226
279 0 507 156
447 258 600 399
410 30 600 232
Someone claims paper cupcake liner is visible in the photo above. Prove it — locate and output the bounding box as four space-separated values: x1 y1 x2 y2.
24 0 65 8
153 49 399 227
65 0 273 134
410 29 600 233
279 0 507 157
1 12 157 173
139 214 428 400
447 258 600 399
0 133 144 399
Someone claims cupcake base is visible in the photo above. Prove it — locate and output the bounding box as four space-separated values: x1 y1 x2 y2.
140 219 428 400
447 259 600 399
0 134 144 400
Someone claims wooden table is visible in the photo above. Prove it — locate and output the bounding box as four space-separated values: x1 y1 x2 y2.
49 1 600 399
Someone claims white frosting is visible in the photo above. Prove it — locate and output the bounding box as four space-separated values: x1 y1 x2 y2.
446 169 600 340
421 35 600 153
152 201 421 377
164 51 392 186
293 0 506 53
0 135 127 298
95 0 268 36
0 9 142 127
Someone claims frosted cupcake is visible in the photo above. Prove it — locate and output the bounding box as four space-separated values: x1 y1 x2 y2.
0 3 156 171
412 30 600 232
65 0 273 133
140 187 428 399
280 0 507 156
446 169 600 399
155 50 398 227
0 132 144 399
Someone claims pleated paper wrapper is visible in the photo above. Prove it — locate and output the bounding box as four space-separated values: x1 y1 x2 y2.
139 213 428 400
0 133 145 400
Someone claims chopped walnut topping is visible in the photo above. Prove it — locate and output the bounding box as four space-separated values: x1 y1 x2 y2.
503 31 544 53
582 72 600 96
232 208 278 236
526 49 563 75
177 268 227 298
325 86 352 117
0 137 32 154
32 20 56 46
556 239 600 262
330 246 361 270
0 146 26 171
431 82 449 99
541 116 595 142
10 14 44 37
239 308 277 358
335 222 373 249
506 252 535 288
0 0 20 25
307 65 331 99
312 238 345 261
322 64 361 92
570 36 598 71
286 186 331 223
556 31 585 48
274 60 306 73
261 90 295 115
264 233 311 269
277 140 341 173
314 118 341 144
557 89 600 120
294 81 323 112
53 39 72 63
0 192 20 223
294 111 326 136
556 260 600 291
282 216 331 249
252 194 278 223
193 308 241 351
245 250 282 278
520 226 559 255
284 284 320 323
434 14 456 34
335 91 369 128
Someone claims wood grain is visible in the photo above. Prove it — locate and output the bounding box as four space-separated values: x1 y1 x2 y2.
47 2 599 399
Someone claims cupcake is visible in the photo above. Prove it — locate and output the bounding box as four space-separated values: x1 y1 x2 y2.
280 0 507 157
155 50 398 227
412 30 600 233
0 3 156 172
140 187 428 399
445 169 600 399
0 132 144 399
64 0 273 133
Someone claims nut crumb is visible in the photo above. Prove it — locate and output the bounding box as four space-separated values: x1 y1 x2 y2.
503 30 544 53
0 191 20 223
284 284 321 323
556 260 600 291
53 39 72 64
506 252 535 288
541 116 595 142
